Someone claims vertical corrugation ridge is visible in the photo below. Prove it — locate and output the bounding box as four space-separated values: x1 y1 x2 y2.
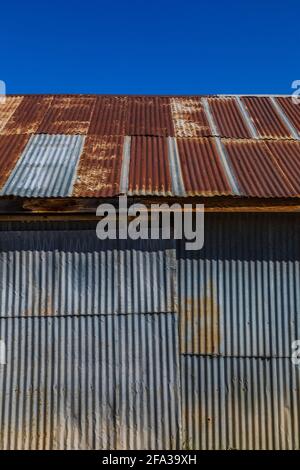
167 137 186 196
208 97 252 139
0 314 180 450
0 134 85 197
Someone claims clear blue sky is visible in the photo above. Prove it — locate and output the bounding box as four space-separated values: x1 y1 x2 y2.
1 0 299 95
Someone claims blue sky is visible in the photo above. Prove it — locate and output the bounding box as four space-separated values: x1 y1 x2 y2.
0 0 299 94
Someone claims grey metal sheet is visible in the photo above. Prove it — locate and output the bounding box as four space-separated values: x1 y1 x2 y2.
0 134 84 197
181 355 300 450
178 214 300 357
0 313 180 450
0 232 176 316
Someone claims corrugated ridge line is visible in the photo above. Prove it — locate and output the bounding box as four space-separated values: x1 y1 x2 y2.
177 214 300 357
120 136 131 194
270 97 300 140
201 98 241 195
167 137 186 196
235 96 259 138
181 356 300 450
0 234 177 316
0 314 180 449
0 134 84 197
207 97 252 139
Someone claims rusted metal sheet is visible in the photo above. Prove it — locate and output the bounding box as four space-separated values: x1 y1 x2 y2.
37 96 96 134
1 96 53 135
0 96 23 133
275 96 300 136
126 96 174 136
207 97 252 138
128 136 172 195
266 140 300 195
177 138 234 196
0 232 176 316
72 135 124 197
178 213 300 356
170 97 211 137
0 313 180 449
240 97 293 139
223 139 296 197
0 134 84 197
0 134 31 190
88 96 127 136
181 356 300 450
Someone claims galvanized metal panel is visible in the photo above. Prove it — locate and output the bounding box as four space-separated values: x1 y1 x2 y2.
38 96 96 134
0 232 176 316
0 134 31 190
0 96 23 133
223 139 296 197
1 96 53 135
128 136 172 196
170 97 211 137
126 97 174 136
178 213 300 357
88 96 128 136
72 135 124 197
177 137 234 196
0 313 180 449
240 97 293 139
0 134 85 197
207 97 252 139
181 356 300 450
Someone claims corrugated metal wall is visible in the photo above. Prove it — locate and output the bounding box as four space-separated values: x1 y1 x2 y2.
0 214 300 449
178 214 300 449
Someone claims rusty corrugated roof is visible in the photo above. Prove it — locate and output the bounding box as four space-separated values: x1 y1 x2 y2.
1 94 300 199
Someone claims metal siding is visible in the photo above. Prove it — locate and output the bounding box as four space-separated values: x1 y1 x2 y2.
170 97 211 137
207 97 252 139
178 213 300 357
1 96 53 135
177 137 234 196
181 356 300 450
72 135 124 197
38 96 96 134
126 96 174 136
240 97 293 139
0 233 176 316
0 313 180 450
0 134 85 197
128 136 172 196
223 139 296 197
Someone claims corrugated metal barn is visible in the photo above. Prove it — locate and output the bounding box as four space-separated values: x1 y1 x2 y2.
0 94 300 449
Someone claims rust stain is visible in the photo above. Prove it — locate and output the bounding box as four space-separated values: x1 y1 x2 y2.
170 97 211 137
0 134 31 190
88 96 128 136
0 96 23 133
38 96 96 134
1 96 53 135
72 135 124 197
126 96 174 136
181 284 220 355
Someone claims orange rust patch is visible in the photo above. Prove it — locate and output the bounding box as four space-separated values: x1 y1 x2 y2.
180 283 220 355
38 96 96 134
0 134 31 189
1 96 53 135
72 135 124 197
